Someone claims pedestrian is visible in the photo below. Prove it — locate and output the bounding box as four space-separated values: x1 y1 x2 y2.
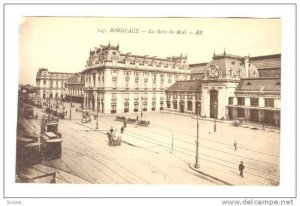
234 140 237 151
110 127 114 134
121 126 124 134
136 115 139 121
239 161 245 178
123 121 127 128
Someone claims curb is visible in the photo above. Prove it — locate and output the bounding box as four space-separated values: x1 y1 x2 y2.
188 163 234 186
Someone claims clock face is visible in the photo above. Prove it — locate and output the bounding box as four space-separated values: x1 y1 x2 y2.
209 65 218 78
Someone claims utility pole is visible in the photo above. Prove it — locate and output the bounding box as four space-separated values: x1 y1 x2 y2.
141 96 143 118
96 96 99 129
81 103 83 124
214 101 217 132
69 96 72 120
194 102 200 169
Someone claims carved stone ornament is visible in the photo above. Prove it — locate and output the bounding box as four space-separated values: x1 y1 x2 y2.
208 64 219 78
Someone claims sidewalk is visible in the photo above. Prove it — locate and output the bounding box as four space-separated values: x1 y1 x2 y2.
161 110 280 133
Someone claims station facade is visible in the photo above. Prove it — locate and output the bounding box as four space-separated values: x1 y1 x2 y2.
82 43 191 114
166 51 281 126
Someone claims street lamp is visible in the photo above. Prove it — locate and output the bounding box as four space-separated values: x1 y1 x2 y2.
81 103 84 124
96 96 99 129
141 96 143 118
69 96 72 120
214 101 217 132
194 102 200 169
55 97 58 114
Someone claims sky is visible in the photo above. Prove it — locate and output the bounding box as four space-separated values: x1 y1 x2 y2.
19 17 281 85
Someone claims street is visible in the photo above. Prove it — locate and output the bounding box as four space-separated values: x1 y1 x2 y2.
22 101 280 185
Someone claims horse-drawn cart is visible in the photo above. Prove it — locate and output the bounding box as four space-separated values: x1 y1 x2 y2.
106 132 122 146
137 120 150 127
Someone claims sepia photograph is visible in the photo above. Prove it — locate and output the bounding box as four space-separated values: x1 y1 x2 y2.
16 17 281 185
2 2 297 202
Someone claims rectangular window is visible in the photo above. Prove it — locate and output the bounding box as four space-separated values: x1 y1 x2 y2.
152 102 156 111
250 98 259 107
167 101 170 108
188 101 193 110
160 101 164 110
237 97 245 105
265 98 274 108
125 81 129 89
124 93 129 101
173 101 177 109
111 104 117 114
112 93 117 101
228 97 233 105
124 102 129 113
143 102 147 111
112 80 117 88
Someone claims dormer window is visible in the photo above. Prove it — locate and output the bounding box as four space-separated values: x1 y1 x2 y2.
275 81 281 85
246 82 252 86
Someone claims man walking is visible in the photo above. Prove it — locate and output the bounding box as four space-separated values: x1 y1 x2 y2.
234 140 238 151
239 161 245 178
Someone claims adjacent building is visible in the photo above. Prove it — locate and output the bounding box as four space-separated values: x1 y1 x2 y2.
65 73 85 103
190 53 281 80
35 68 73 99
229 77 280 126
83 43 191 114
166 51 281 126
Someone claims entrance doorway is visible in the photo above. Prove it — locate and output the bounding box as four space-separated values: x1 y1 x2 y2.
250 109 259 122
265 110 275 125
180 101 184 113
210 90 218 118
228 107 233 120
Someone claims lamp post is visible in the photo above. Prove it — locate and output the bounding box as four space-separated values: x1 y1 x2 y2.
141 96 143 118
81 103 83 124
96 96 99 129
56 97 58 114
69 96 72 120
214 101 217 132
194 102 200 169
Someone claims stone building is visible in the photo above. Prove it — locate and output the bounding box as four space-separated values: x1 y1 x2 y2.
190 53 281 80
165 80 202 114
65 73 85 103
228 77 280 126
83 43 191 114
167 51 281 126
35 68 73 99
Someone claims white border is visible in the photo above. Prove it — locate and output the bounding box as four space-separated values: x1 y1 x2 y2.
2 3 296 201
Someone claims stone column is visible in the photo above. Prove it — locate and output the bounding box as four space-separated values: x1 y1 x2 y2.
245 108 250 121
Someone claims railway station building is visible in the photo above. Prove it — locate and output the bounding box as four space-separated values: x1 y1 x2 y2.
82 43 191 114
166 51 281 126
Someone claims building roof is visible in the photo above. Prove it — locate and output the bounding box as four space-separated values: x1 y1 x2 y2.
166 80 202 92
67 73 84 84
250 54 281 70
189 63 208 74
235 77 281 92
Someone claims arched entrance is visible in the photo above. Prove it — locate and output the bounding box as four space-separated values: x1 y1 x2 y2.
210 90 218 118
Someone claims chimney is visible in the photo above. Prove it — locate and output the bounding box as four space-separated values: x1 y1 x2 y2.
244 56 249 78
